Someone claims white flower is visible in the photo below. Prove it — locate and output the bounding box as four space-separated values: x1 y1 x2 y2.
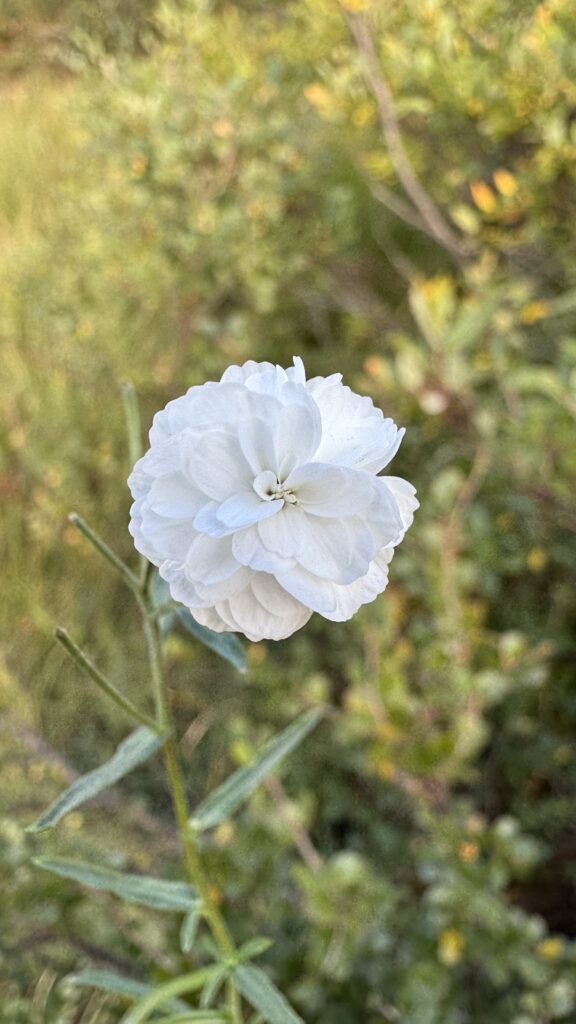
128 357 418 642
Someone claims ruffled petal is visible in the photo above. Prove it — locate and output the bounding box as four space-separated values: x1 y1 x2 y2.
147 473 206 519
285 462 376 517
217 575 312 641
232 525 297 574
382 476 419 543
186 431 253 501
186 533 240 585
277 547 393 621
216 492 284 530
258 506 376 584
129 356 417 641
307 378 404 473
132 507 198 564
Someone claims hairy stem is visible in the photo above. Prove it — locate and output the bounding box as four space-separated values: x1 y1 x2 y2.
138 594 242 1023
55 627 160 733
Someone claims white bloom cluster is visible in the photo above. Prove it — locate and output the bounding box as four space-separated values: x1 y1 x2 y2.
128 358 418 641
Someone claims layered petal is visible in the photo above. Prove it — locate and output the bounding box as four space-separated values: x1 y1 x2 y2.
128 356 417 641
307 377 404 473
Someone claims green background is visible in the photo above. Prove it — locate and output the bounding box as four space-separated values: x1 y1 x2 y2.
1 1 575 1021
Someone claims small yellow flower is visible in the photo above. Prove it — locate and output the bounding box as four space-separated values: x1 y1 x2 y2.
520 301 551 324
303 83 337 118
439 929 466 966
537 937 564 960
470 181 497 214
493 168 519 197
527 547 548 572
459 841 479 863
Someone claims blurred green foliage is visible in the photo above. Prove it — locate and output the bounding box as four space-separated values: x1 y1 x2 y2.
1 0 576 1021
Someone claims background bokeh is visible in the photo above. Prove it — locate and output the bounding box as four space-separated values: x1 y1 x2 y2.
1 1 576 1021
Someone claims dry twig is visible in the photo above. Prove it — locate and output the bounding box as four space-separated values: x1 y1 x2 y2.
347 13 466 262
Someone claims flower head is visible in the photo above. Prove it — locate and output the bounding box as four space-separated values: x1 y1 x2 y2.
128 358 418 641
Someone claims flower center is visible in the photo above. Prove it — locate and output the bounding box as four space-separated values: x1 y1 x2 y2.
253 469 298 504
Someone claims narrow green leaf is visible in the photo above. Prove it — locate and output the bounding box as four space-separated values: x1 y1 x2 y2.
233 965 304 1024
66 970 190 1013
153 575 247 674
176 608 248 674
156 1015 227 1023
33 857 198 912
27 727 165 833
237 938 273 963
119 967 219 1024
199 966 226 1010
191 709 323 833
180 904 202 953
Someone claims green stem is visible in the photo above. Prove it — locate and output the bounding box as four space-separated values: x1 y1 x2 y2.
121 381 149 586
137 595 243 1024
69 513 141 591
120 966 221 1024
55 627 160 733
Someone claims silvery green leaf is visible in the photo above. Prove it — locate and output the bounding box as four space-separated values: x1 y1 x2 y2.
153 574 247 673
65 970 190 1013
191 709 322 832
180 904 202 953
33 857 198 912
27 727 165 833
199 966 227 1009
233 965 304 1024
237 937 273 962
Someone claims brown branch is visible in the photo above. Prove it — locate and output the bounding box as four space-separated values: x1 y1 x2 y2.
348 13 467 262
369 180 429 233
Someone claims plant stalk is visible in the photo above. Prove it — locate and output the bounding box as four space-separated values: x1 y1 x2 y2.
55 627 160 733
138 594 242 1023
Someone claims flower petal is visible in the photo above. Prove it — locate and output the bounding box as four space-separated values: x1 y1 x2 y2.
382 476 419 542
147 473 206 519
133 508 197 564
216 492 284 530
308 377 404 473
232 526 296 574
285 463 376 517
217 576 312 641
186 431 253 501
259 506 376 584
239 417 279 476
273 400 322 477
186 534 240 585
